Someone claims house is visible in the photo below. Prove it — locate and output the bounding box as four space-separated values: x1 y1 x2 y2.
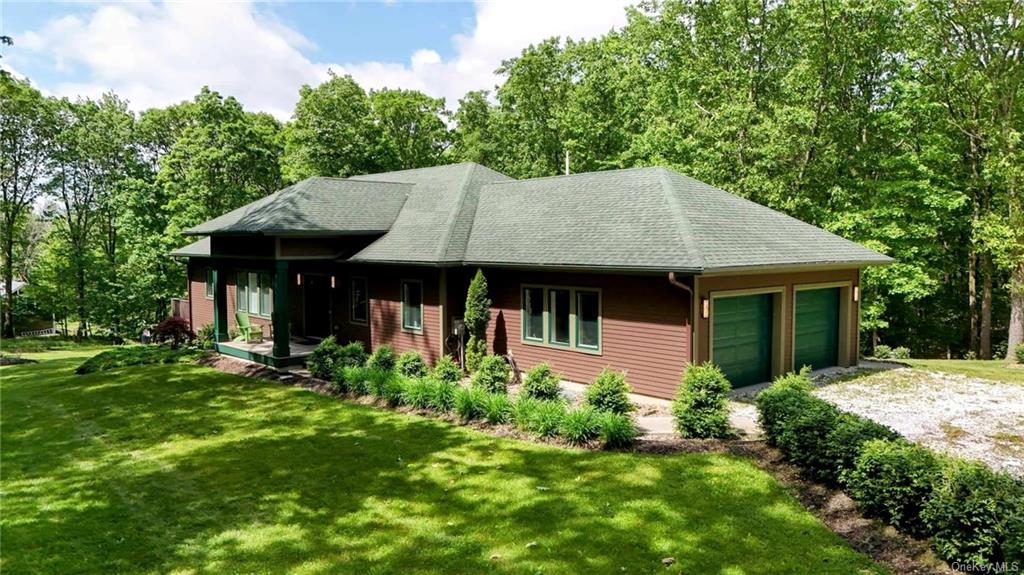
171 163 891 398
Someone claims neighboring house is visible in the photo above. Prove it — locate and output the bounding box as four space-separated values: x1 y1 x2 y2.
171 163 891 398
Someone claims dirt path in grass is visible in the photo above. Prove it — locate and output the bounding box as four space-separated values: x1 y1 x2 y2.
815 368 1024 478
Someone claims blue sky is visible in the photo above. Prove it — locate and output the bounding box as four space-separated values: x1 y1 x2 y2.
1 1 631 118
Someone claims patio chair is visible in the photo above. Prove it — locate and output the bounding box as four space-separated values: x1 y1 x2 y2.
235 312 263 342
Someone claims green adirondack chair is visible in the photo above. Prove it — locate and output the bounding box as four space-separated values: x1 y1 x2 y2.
235 312 263 342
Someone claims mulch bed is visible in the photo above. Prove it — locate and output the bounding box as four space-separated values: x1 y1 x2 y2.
199 354 951 575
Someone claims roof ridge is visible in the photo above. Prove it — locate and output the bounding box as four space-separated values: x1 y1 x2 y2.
657 168 706 270
438 163 477 261
484 166 660 186
348 161 480 178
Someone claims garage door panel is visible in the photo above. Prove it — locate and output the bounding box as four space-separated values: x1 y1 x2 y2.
794 287 840 371
713 294 773 387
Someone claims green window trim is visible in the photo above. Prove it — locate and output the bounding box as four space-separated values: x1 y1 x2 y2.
205 268 214 299
522 286 544 342
350 277 369 326
236 270 273 318
520 284 602 355
401 279 424 333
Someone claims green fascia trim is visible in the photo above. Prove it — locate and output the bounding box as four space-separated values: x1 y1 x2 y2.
214 343 308 368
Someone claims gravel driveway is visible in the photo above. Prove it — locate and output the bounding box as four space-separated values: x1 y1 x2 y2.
815 367 1024 478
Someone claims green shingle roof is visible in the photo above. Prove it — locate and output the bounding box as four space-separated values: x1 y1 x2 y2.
184 178 410 236
348 163 512 263
463 167 891 272
170 237 211 258
176 163 890 272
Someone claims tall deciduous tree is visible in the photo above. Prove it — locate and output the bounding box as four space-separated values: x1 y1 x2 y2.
1 76 56 337
370 88 450 170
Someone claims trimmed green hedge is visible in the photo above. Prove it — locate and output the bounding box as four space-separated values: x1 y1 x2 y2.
672 363 731 438
755 371 1024 567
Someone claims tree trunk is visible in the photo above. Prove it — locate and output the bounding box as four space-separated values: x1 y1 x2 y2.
76 261 88 341
2 231 15 339
980 256 992 359
1008 263 1024 361
968 249 978 354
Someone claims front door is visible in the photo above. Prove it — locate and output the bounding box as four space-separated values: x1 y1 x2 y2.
303 275 331 338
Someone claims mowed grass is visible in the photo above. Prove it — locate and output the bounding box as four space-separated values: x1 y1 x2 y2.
1 351 884 575
902 358 1024 385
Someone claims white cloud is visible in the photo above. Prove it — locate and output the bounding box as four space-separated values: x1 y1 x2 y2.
10 0 633 118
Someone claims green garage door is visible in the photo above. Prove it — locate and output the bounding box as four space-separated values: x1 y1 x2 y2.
712 294 773 387
794 287 840 371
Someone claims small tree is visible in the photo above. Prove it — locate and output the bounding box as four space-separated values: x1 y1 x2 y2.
463 268 491 372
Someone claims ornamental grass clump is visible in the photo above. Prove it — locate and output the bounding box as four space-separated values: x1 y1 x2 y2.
396 350 428 378
402 377 434 409
429 379 458 412
511 396 566 438
366 344 396 372
597 412 638 449
336 365 371 395
366 368 406 406
584 369 634 414
482 393 512 425
672 363 731 439
522 362 561 400
454 386 488 421
560 406 600 445
431 355 463 384
471 355 510 394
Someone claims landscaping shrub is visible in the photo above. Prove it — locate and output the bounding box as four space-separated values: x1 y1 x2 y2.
672 363 731 438
560 406 600 445
922 460 1024 566
431 355 463 384
584 369 633 414
396 350 428 378
402 377 434 409
154 316 193 348
76 345 200 375
454 386 488 421
471 355 510 393
1016 343 1024 364
366 344 396 371
366 368 405 406
755 370 815 446
482 393 511 425
429 379 458 412
826 413 899 486
844 438 943 536
873 344 893 359
336 341 368 369
465 337 487 374
774 397 840 482
308 336 342 380
891 346 911 359
597 412 638 449
522 362 561 400
195 323 215 350
336 365 371 395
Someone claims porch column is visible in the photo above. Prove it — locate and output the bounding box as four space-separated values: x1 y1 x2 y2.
272 260 290 357
212 264 229 342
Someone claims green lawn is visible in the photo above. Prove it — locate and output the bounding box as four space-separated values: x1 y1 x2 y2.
1 351 884 575
901 358 1024 385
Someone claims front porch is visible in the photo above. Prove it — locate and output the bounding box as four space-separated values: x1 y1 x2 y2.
215 338 317 368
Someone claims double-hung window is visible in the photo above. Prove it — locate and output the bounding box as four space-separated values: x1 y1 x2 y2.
521 285 601 353
401 280 423 332
236 271 273 317
205 269 214 299
350 277 368 325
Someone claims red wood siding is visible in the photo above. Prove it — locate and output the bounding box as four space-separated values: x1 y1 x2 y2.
365 267 442 365
479 269 692 399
